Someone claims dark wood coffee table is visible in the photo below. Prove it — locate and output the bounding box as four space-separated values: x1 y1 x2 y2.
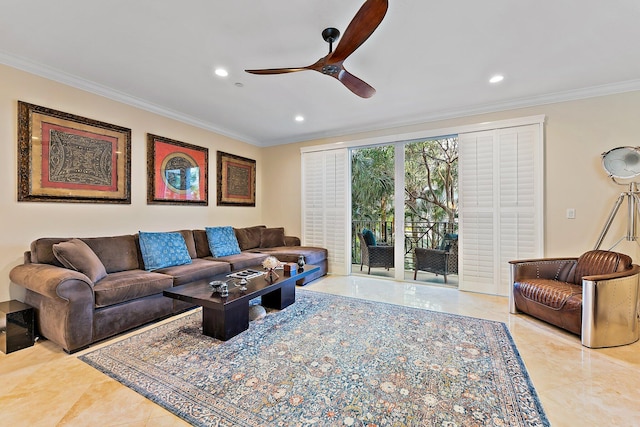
163 265 319 341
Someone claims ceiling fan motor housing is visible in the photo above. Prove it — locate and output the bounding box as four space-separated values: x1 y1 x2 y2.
322 27 340 43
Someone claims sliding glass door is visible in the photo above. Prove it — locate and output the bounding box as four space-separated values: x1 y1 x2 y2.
405 137 459 285
302 116 544 295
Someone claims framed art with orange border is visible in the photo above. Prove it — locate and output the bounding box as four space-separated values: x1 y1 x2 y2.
147 134 208 205
217 151 256 206
17 101 131 204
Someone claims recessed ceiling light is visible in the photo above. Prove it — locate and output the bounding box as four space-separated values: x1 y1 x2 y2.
234 82 244 87
214 68 228 77
295 115 305 122
489 74 504 84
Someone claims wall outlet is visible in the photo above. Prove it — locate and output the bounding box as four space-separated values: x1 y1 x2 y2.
567 208 576 219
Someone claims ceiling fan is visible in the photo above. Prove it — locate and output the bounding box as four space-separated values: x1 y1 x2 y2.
245 0 388 98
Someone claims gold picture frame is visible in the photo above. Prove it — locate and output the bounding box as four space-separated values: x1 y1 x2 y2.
217 151 256 206
147 134 208 205
17 101 131 204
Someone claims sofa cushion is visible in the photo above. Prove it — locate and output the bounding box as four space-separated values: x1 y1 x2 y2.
255 246 327 266
260 227 286 248
193 229 212 258
155 258 231 286
30 238 68 266
234 225 266 250
52 238 108 283
30 235 142 272
175 230 198 259
206 226 242 257
82 235 141 273
209 252 269 271
93 270 174 308
513 278 583 335
138 231 192 271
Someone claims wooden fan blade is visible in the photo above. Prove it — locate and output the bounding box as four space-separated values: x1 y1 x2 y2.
329 0 388 63
245 67 308 74
338 68 376 98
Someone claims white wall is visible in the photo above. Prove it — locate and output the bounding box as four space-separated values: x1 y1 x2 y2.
0 64 264 301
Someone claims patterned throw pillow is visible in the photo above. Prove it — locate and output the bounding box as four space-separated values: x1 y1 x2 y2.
205 226 242 257
138 232 192 271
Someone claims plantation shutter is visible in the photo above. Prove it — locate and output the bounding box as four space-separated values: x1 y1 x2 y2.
301 148 350 275
458 124 542 295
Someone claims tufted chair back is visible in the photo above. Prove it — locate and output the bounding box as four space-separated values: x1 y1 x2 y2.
571 250 633 285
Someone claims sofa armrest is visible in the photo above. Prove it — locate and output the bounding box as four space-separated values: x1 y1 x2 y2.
10 263 95 353
285 235 301 246
582 264 640 348
10 263 93 300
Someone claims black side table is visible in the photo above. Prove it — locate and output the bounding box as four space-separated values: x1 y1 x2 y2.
0 300 35 354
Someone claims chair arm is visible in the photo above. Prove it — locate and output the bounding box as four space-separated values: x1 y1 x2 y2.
582 264 640 282
582 264 640 348
509 258 578 282
10 263 93 300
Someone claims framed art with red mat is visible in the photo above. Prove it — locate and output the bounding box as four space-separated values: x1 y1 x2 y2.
17 101 131 204
147 134 208 205
217 151 256 206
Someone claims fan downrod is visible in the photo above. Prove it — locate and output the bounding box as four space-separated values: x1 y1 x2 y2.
322 27 340 53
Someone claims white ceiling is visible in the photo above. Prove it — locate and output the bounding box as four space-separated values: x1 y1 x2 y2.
2 0 640 147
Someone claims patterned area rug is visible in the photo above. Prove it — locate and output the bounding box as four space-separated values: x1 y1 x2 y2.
79 290 549 426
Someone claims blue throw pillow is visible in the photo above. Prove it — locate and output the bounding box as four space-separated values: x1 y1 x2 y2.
138 231 192 271
362 228 377 246
206 226 242 257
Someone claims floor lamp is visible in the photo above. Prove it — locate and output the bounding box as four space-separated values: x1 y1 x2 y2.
594 146 640 250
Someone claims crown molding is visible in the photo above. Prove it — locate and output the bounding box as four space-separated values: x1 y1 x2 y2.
267 80 640 146
0 51 261 146
3 50 639 148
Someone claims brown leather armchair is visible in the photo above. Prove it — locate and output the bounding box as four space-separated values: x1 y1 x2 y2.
509 250 640 348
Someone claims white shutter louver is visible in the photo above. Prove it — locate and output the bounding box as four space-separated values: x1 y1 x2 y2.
459 124 542 295
301 149 349 275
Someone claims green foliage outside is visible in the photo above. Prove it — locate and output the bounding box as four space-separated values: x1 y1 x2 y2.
405 137 458 225
351 137 458 225
351 145 395 223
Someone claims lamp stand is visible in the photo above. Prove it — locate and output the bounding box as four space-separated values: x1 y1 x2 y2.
594 182 640 250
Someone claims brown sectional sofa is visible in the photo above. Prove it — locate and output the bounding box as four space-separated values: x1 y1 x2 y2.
9 226 327 353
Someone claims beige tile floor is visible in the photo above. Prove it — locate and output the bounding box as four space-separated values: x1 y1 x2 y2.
1 274 639 427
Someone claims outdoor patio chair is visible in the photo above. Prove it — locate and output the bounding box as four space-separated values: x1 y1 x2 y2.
357 231 394 274
413 233 458 283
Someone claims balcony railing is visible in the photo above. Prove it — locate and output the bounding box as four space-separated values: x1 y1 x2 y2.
352 220 458 269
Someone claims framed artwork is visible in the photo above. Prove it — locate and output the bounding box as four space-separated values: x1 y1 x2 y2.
217 151 256 206
17 101 131 204
147 134 208 205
